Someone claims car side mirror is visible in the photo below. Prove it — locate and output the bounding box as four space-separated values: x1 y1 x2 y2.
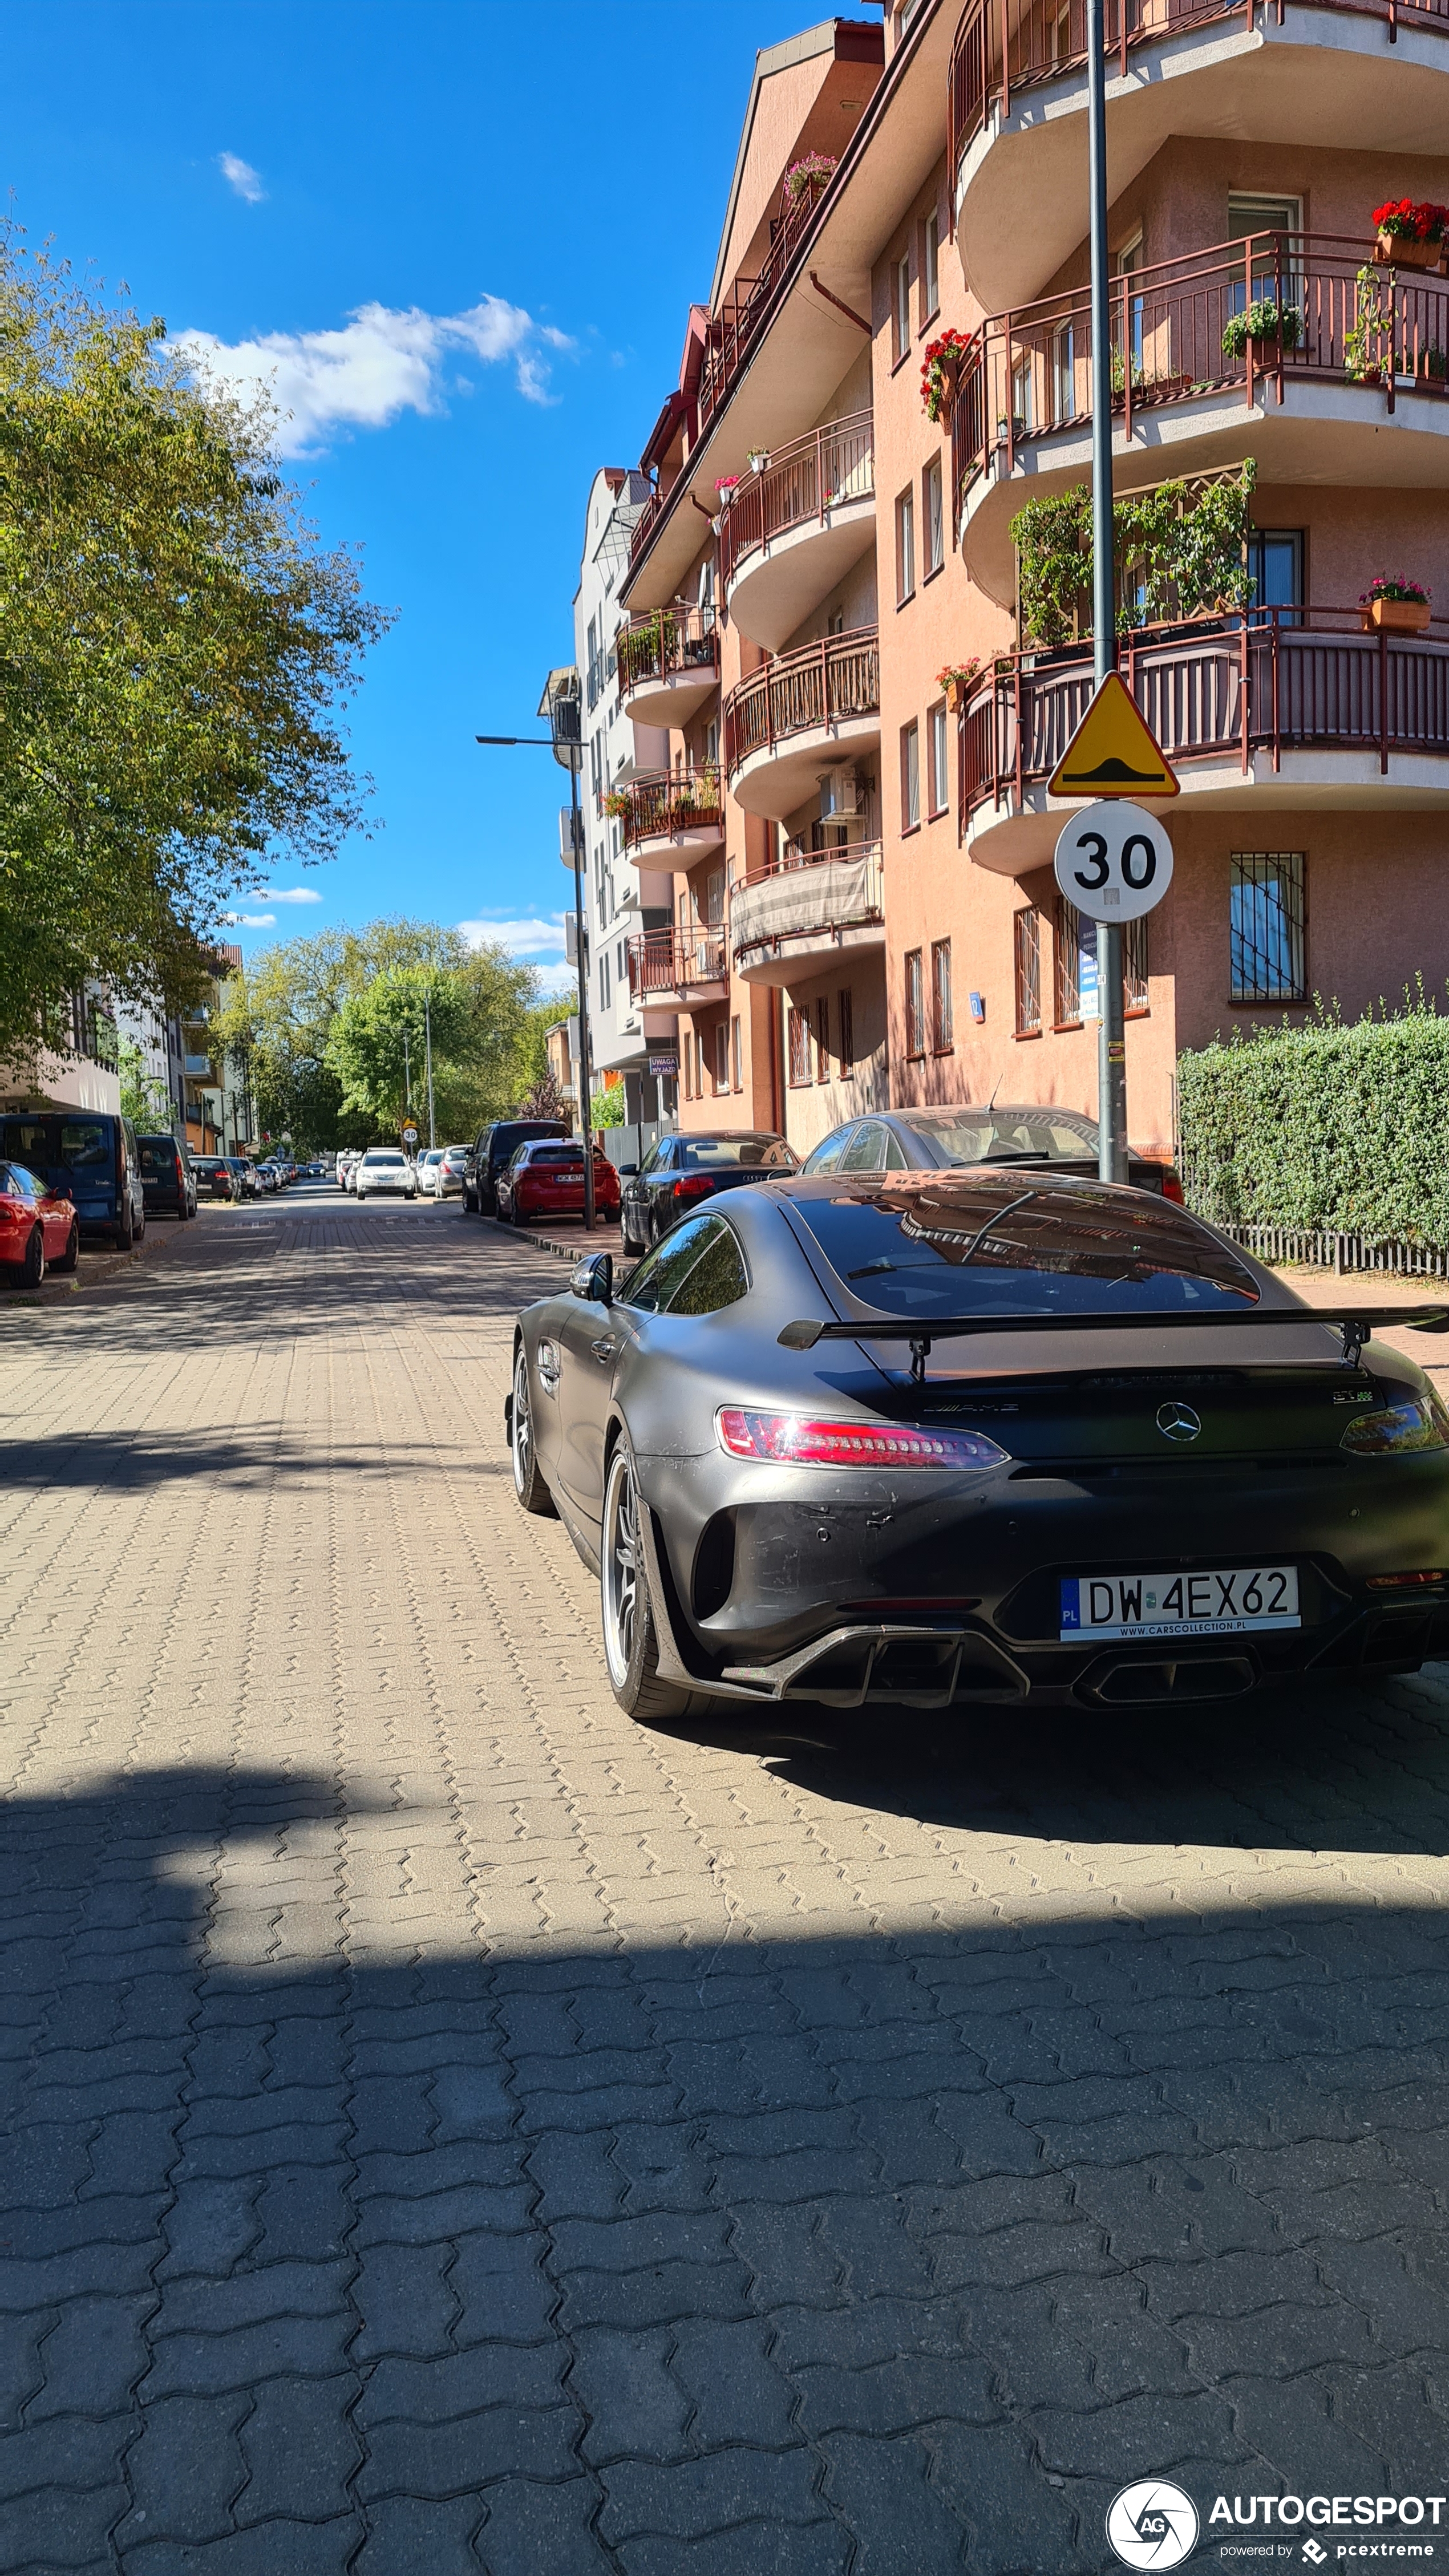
620 1161 638 1176
569 1251 613 1306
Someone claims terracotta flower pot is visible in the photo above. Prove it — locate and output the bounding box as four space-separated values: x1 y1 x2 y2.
1375 228 1444 269
1363 596 1431 632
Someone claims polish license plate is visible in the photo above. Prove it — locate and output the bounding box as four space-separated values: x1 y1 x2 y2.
1060 1565 1301 1641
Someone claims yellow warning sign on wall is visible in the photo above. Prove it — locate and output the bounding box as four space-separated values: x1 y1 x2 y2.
1047 672 1180 799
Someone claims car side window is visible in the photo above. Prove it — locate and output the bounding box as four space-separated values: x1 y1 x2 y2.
806 1126 852 1174
620 1213 715 1313
637 1140 665 1177
883 1129 909 1170
662 1217 748 1317
840 1123 887 1173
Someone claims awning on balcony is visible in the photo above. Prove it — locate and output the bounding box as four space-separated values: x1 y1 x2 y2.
733 849 883 954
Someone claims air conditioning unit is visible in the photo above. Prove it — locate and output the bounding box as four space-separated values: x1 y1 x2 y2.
819 767 861 822
559 805 584 867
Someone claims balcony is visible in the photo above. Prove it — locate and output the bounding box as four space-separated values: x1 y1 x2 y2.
954 233 1449 602
609 768 724 865
950 0 1449 310
625 926 730 1008
959 606 1449 868
616 603 719 732
731 843 886 987
723 626 881 819
719 414 876 652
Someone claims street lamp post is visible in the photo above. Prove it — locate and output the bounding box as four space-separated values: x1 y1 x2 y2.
1087 0 1128 1185
423 992 436 1151
476 669 597 1231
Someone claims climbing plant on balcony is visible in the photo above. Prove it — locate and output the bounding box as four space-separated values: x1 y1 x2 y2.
618 612 678 686
1010 461 1259 647
784 153 837 204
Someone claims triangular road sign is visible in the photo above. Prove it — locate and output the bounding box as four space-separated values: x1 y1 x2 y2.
1047 671 1179 799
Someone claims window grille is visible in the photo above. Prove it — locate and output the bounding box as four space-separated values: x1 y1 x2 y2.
905 949 925 1057
788 1007 812 1087
931 940 953 1051
1231 853 1305 1002
1014 908 1042 1035
1124 912 1150 1014
1054 893 1083 1025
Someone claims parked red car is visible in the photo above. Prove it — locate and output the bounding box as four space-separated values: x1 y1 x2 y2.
0 1161 80 1287
496 1140 621 1226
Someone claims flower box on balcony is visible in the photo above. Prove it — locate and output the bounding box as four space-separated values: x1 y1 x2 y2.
1365 596 1431 633
1372 201 1449 268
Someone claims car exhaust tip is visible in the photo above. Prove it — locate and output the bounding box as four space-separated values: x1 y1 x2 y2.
1082 1651 1258 1707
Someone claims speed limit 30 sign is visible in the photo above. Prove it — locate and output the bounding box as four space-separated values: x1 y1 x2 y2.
1053 798 1173 924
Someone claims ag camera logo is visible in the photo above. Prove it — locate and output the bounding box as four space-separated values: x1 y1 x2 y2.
1107 2480 1201 2569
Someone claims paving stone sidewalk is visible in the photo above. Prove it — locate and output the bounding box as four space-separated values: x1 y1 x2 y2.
3 1195 1449 2575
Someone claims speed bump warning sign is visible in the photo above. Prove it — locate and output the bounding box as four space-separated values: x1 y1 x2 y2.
1047 671 1180 799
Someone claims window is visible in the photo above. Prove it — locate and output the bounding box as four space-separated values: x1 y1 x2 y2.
816 997 831 1081
922 208 940 320
1010 357 1034 433
731 1014 742 1092
1116 233 1144 375
600 952 610 1011
839 987 854 1076
1014 906 1042 1035
841 1122 889 1173
622 1213 747 1317
1231 852 1306 1003
1228 195 1303 306
931 940 953 1052
901 721 921 831
1246 529 1304 626
788 1006 812 1086
923 456 944 578
905 949 925 1057
895 252 912 362
1124 913 1150 1015
1054 893 1093 1026
714 1021 730 1092
896 488 916 602
1052 322 1076 425
928 702 949 817
694 1028 706 1098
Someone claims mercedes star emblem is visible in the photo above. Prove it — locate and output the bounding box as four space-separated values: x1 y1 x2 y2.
1156 1400 1202 1443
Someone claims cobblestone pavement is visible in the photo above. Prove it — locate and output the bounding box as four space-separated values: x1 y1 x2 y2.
5 1189 1449 2575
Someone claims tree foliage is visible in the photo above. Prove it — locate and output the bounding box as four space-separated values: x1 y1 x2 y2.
0 232 388 1069
1010 463 1258 647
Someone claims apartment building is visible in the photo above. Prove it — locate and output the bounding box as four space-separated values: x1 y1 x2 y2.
613 0 1449 1164
571 467 681 1153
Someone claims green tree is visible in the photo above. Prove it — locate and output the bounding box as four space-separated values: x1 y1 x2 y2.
325 966 471 1128
0 233 388 1071
116 1040 172 1131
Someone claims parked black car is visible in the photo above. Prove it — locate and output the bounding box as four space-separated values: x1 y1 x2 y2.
464 1118 569 1216
191 1154 240 1202
0 1112 145 1246
618 1131 799 1257
802 1105 1180 1195
136 1133 197 1221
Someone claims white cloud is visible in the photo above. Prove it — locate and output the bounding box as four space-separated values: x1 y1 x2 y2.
222 911 276 927
246 885 322 905
459 914 568 961
175 293 575 452
218 152 266 205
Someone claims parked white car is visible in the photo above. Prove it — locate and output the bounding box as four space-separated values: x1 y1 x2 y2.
434 1145 469 1199
416 1149 445 1196
354 1149 417 1202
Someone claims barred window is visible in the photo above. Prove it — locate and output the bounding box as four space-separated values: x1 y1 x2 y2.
788 1007 812 1087
905 949 925 1058
1014 907 1042 1036
1054 893 1085 1026
931 939 953 1052
1124 912 1150 1015
1231 852 1305 1002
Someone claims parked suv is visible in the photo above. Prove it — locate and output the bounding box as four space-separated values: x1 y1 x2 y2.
354 1149 417 1201
464 1119 568 1216
0 1112 146 1247
136 1133 196 1221
191 1154 240 1202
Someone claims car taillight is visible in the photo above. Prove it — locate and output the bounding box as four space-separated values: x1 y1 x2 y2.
717 1409 1011 1470
1341 1392 1449 1456
0 1196 21 1221
1161 1175 1185 1203
673 1174 716 1201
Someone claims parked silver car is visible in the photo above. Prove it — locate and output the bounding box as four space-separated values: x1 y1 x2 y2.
354 1149 417 1202
416 1149 445 1196
434 1145 469 1199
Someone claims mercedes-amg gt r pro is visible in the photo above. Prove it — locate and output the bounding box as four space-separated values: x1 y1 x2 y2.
505 1168 1449 1723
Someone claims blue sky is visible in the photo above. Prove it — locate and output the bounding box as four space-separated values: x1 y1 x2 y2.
4 0 817 983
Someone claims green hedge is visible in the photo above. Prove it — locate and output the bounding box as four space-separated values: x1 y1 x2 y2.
1179 1006 1449 1245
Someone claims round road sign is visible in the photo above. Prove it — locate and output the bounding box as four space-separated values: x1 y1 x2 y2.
1053 798 1173 924
401 1122 420 1148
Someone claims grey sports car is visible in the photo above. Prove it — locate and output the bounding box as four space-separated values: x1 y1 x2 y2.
506 1167 1449 1724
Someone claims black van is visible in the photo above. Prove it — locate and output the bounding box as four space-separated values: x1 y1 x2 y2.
463 1119 568 1216
137 1133 197 1221
0 1113 147 1246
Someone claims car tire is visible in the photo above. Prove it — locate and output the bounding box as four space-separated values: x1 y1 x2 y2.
116 1204 133 1252
355 1189 366 1202
511 1346 556 1517
52 1222 79 1274
620 1213 642 1258
600 1439 710 1724
15 1227 45 1290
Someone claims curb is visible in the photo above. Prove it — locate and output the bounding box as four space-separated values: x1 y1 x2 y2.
473 1212 625 1267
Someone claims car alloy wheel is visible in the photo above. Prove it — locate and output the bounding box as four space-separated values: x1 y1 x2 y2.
601 1444 641 1690
511 1346 554 1516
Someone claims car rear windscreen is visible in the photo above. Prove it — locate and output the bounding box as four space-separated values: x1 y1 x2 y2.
679 1137 796 1170
528 1145 584 1166
791 1174 1260 1319
904 1112 1097 1163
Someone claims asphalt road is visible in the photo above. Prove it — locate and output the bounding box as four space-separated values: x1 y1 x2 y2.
4 1182 1449 2574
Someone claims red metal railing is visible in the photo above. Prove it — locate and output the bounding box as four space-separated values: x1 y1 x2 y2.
723 627 881 782
718 414 875 594
610 769 724 856
625 926 729 999
948 0 1449 183
958 606 1449 821
953 232 1449 513
616 601 719 704
731 843 885 965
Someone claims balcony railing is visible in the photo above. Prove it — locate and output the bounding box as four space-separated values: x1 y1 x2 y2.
731 843 885 963
609 768 724 854
949 0 1449 180
724 626 881 781
958 607 1449 820
718 414 875 593
616 601 719 704
625 926 729 1000
953 232 1449 505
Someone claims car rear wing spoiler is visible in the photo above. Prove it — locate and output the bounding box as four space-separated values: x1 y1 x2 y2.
779 1307 1449 1382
